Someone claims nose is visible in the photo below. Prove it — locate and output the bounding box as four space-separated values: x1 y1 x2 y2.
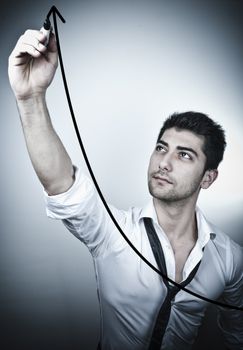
158 152 173 172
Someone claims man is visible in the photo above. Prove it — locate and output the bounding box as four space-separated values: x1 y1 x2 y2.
8 29 243 350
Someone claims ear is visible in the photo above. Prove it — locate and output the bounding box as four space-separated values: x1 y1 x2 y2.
200 169 218 189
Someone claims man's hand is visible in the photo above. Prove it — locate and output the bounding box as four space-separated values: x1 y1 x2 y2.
8 29 58 100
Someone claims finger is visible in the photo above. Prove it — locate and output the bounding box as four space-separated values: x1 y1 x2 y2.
21 29 46 44
10 43 44 65
14 31 45 56
47 32 57 53
42 33 58 67
8 29 56 67
22 30 48 50
11 32 43 56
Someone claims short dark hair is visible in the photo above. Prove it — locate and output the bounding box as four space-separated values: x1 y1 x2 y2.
157 111 226 170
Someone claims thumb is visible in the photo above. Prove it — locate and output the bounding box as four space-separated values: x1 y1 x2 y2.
46 33 58 66
47 32 57 53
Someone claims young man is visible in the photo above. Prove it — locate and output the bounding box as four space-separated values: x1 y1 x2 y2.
8 29 243 350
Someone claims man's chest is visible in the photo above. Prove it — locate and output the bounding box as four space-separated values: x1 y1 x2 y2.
171 240 197 283
95 243 226 313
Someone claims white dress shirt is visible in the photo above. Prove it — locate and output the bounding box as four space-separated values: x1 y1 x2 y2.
44 166 243 350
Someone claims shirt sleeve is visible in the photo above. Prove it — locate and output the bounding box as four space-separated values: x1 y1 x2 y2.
43 166 126 257
217 238 243 349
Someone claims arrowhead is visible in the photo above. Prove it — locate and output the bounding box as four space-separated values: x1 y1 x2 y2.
47 5 66 23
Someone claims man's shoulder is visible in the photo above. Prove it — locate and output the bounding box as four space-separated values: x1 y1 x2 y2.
202 221 242 287
205 220 243 276
197 208 241 251
209 220 242 252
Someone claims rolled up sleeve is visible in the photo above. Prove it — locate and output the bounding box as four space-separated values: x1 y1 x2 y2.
43 166 125 257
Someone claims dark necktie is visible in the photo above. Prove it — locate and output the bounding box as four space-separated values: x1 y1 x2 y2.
143 217 202 350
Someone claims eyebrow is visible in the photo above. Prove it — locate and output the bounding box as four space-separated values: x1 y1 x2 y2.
157 140 199 158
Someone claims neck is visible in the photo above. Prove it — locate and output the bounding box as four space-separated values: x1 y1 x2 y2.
153 197 198 242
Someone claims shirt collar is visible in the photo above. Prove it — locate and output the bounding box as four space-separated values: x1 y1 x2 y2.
138 198 158 223
139 199 213 249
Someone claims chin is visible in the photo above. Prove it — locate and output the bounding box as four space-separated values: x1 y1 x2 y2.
148 185 169 200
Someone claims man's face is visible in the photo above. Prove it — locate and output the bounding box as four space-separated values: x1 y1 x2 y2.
148 127 208 203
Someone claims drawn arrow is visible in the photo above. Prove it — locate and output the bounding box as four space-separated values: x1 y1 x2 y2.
46 6 242 311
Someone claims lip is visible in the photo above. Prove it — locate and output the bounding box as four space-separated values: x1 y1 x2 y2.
153 175 173 184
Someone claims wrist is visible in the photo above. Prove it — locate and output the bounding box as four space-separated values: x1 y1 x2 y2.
16 93 50 128
16 91 46 104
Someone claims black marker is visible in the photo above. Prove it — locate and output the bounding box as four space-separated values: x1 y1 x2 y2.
40 17 51 46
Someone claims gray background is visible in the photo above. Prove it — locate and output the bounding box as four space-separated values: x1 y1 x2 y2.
1 0 243 349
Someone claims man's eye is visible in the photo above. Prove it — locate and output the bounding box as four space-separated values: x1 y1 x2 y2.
155 145 166 152
179 152 192 160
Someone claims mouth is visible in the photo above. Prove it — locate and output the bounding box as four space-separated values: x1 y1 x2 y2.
152 175 173 185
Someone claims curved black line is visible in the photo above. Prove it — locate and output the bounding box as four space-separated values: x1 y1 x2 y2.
50 9 243 312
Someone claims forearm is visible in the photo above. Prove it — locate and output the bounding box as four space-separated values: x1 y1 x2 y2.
17 94 74 195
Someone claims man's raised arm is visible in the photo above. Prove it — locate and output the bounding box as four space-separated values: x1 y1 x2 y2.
8 29 74 195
